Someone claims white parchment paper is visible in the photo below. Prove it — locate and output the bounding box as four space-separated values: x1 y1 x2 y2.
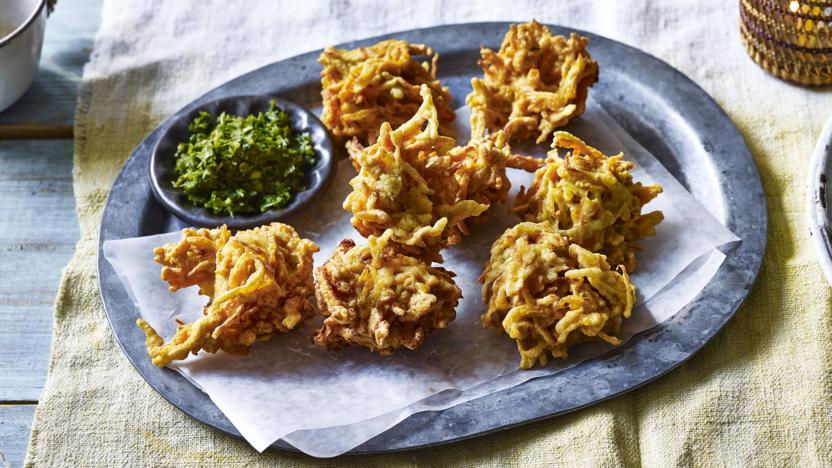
102 101 739 457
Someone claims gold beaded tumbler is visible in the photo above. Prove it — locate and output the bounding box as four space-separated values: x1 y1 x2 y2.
741 0 832 85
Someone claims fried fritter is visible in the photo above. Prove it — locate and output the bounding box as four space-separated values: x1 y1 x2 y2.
319 39 455 145
480 222 635 369
344 84 509 261
447 130 513 209
313 232 461 354
138 223 319 367
467 20 599 144
153 225 231 297
514 132 663 271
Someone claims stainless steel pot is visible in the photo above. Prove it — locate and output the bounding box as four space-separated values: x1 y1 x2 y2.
0 0 48 113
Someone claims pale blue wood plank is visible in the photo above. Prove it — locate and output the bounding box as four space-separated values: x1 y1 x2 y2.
0 0 103 126
0 405 36 468
0 140 78 401
0 140 77 245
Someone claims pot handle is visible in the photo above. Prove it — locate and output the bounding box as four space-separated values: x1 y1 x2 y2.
47 0 56 16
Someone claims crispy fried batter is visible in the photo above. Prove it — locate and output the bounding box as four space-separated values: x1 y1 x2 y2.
479 222 635 369
138 223 319 367
319 39 455 145
153 225 231 297
344 85 511 261
506 153 545 172
467 20 599 144
514 132 663 271
444 129 514 213
313 232 461 354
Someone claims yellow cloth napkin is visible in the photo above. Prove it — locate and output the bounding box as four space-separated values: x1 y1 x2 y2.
25 0 832 465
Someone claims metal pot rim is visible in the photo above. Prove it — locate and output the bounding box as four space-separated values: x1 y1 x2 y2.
0 0 47 49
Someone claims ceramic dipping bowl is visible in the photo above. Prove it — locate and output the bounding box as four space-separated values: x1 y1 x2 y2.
149 95 335 230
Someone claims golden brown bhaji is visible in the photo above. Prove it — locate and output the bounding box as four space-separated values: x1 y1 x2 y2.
138 223 319 367
467 20 599 144
514 132 663 271
480 222 636 369
153 225 231 297
344 85 514 261
319 39 455 145
313 233 461 354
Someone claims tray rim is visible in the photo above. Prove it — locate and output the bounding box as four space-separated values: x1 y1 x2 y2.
96 21 768 456
807 115 832 286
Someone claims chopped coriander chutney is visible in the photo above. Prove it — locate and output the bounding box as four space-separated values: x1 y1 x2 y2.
172 101 316 216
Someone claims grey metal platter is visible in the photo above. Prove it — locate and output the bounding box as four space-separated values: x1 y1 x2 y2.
97 22 767 455
808 115 832 286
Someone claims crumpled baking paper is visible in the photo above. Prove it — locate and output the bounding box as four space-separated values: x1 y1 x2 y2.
103 100 739 457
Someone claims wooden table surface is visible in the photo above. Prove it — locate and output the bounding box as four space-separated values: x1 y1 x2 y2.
0 1 102 466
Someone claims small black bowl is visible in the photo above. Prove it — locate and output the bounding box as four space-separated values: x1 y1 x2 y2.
149 95 335 230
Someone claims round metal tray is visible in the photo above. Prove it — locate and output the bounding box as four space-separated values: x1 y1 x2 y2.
97 22 767 455
808 116 832 285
